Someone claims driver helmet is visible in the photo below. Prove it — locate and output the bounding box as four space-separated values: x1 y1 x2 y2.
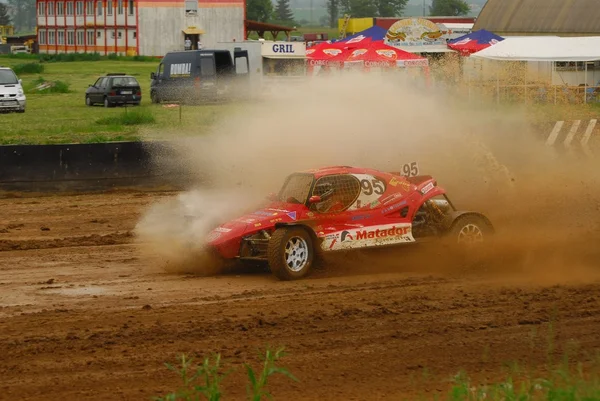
314 181 335 199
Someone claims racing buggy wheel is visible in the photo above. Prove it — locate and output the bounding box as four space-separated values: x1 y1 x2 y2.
267 227 314 280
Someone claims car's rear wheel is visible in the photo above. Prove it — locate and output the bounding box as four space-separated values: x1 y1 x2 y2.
268 227 314 280
104 97 111 108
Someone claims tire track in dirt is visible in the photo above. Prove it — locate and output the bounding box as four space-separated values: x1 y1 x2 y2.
0 232 134 252
1 272 599 401
1 191 600 400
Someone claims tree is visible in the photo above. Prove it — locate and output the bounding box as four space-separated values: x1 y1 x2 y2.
7 0 36 33
0 3 11 26
273 0 295 25
246 0 273 22
340 0 407 18
340 0 377 18
376 0 408 18
429 0 470 16
326 0 339 28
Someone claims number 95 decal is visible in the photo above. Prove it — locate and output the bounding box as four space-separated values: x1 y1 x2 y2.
360 178 385 196
401 162 419 178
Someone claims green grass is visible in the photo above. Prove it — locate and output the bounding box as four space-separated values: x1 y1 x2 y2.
12 62 45 74
96 107 156 126
154 346 298 401
446 359 600 400
0 56 234 145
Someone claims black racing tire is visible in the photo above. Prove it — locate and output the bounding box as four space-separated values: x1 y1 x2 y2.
267 227 314 281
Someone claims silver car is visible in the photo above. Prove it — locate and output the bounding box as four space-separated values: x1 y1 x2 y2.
0 67 26 113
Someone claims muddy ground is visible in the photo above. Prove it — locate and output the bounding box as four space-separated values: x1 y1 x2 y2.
1 191 599 401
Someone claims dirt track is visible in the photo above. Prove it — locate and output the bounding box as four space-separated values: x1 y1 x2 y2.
1 191 600 401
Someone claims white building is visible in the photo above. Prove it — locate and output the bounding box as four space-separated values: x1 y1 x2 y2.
36 0 244 56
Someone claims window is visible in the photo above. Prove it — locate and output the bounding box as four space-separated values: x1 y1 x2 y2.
66 1 74 15
86 0 94 15
107 0 113 15
310 175 361 213
117 0 123 15
76 1 83 15
97 31 101 38
77 30 85 45
132 30 136 39
57 2 64 15
67 30 74 45
48 30 56 45
87 30 95 45
58 30 65 45
277 173 314 204
118 31 122 39
38 2 46 16
185 0 198 12
110 31 115 39
48 2 55 16
128 0 134 15
38 29 47 45
97 0 103 15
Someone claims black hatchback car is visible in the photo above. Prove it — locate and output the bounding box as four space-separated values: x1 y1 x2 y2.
85 73 142 107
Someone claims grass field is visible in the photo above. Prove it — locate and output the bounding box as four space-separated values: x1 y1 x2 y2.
1 55 599 145
0 56 233 145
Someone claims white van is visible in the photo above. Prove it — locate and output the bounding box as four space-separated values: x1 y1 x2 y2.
0 66 26 113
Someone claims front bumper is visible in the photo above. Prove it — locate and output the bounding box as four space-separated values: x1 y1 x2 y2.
0 97 26 111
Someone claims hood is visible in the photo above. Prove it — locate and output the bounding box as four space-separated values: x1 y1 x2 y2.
206 202 307 244
0 84 21 95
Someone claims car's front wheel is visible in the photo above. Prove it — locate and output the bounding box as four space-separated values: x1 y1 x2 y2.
267 227 314 280
86 95 93 106
448 215 492 246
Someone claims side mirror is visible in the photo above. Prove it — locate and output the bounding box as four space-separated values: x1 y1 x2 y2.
150 72 156 79
308 195 322 204
267 192 278 201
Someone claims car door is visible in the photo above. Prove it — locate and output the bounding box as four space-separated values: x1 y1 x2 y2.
94 78 107 102
89 77 103 102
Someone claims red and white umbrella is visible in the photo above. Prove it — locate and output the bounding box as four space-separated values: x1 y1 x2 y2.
344 41 429 68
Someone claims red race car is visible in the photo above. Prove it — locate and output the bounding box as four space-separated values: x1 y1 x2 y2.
205 164 494 280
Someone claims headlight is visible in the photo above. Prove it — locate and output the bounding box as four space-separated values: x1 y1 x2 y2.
17 90 23 96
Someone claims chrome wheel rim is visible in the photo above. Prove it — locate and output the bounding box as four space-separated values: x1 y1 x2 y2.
284 236 309 272
457 224 484 244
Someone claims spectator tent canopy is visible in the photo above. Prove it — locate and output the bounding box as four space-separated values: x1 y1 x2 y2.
471 36 600 62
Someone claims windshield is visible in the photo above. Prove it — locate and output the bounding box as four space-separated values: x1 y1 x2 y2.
0 70 18 85
111 77 139 86
278 173 314 204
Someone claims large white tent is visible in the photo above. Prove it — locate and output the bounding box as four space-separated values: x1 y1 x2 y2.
471 36 600 62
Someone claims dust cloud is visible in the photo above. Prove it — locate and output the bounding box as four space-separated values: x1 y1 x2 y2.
135 70 600 282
